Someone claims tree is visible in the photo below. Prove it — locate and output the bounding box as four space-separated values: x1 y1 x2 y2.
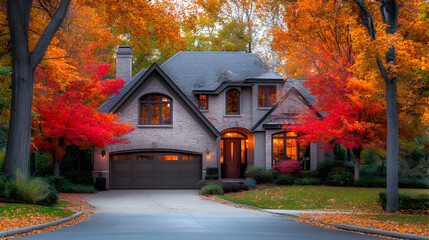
4 0 71 178
32 60 133 176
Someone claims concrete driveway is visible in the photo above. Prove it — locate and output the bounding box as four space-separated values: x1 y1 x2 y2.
17 190 384 240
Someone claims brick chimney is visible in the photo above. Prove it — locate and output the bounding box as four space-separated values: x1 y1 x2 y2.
116 45 132 83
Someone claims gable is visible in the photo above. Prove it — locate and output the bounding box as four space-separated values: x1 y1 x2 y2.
251 87 321 132
104 64 220 138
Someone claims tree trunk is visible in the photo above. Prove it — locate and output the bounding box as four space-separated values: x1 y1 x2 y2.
352 150 360 181
53 160 61 177
385 72 399 212
4 0 71 178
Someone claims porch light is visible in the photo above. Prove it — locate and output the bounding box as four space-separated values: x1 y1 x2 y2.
101 149 106 157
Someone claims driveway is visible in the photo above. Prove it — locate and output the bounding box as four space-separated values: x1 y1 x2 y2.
17 190 384 240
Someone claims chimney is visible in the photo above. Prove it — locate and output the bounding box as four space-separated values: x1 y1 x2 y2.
116 45 132 83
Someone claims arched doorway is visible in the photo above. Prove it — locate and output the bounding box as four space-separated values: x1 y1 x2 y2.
221 132 247 178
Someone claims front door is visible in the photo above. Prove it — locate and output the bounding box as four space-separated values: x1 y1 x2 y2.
224 139 241 178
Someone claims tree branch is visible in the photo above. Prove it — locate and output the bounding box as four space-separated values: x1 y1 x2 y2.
353 0 376 40
30 0 71 71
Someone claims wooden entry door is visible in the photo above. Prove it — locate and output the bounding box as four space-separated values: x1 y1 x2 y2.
224 139 241 178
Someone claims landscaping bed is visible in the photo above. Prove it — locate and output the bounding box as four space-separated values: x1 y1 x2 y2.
217 185 429 237
0 193 94 237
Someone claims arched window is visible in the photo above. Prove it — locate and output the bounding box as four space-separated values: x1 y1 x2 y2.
226 89 240 114
140 94 172 125
272 132 310 170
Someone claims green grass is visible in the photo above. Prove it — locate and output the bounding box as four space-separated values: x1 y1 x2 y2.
217 186 428 210
0 202 74 219
357 214 429 225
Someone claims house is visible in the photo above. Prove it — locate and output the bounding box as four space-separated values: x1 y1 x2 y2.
93 46 332 189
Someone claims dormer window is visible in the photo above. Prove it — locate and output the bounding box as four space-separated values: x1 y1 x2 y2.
198 94 208 110
226 89 240 114
140 94 172 125
259 86 276 107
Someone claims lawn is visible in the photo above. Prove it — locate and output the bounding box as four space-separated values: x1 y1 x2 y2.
217 186 428 211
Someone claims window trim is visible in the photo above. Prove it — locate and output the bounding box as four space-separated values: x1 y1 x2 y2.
198 94 208 110
258 85 276 107
139 93 173 125
271 131 310 168
225 89 240 115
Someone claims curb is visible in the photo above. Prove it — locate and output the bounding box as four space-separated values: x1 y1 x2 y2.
327 224 429 240
211 196 428 240
0 212 83 238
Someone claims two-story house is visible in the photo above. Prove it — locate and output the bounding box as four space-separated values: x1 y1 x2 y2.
93 46 332 189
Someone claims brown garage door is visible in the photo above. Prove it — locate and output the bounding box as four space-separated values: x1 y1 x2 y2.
110 152 202 189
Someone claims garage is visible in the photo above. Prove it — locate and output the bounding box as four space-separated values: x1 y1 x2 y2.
110 152 202 189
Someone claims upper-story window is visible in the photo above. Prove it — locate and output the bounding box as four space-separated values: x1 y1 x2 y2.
226 89 240 114
258 86 276 107
140 94 172 125
198 94 208 110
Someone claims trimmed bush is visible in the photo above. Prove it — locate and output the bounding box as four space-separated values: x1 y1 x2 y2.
300 170 318 178
326 171 354 186
254 170 275 184
294 177 321 185
354 176 386 188
379 192 429 210
275 175 295 185
205 174 219 180
221 183 249 193
200 184 224 195
245 166 264 179
206 167 219 175
316 160 334 181
398 177 429 189
273 161 302 176
243 179 257 189
46 176 95 193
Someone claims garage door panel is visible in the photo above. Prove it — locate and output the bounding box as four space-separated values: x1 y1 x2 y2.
111 152 202 189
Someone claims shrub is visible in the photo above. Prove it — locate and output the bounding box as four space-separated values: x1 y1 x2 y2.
63 170 93 185
200 184 224 195
243 179 257 189
15 171 50 204
47 176 95 193
398 177 429 189
275 175 295 185
379 192 429 210
0 150 5 173
38 185 59 206
245 166 264 179
34 152 53 177
205 174 219 180
273 161 302 176
294 177 321 185
197 180 208 189
221 183 249 193
326 171 354 186
206 167 218 175
354 176 386 188
255 170 276 184
316 160 334 181
300 170 318 178
0 173 16 199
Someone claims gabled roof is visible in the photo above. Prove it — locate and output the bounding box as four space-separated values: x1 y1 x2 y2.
251 80 321 132
160 51 281 99
100 63 221 137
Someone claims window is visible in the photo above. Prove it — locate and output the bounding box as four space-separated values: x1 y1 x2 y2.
259 86 276 107
112 155 132 161
159 155 179 161
226 89 240 114
198 94 208 110
272 132 310 170
140 94 172 125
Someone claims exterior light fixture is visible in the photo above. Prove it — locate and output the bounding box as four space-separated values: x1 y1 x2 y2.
205 149 210 156
101 149 106 157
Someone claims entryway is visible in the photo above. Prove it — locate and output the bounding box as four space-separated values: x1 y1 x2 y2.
221 131 247 178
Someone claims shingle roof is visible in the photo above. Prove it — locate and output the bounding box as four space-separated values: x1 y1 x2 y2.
160 51 277 99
